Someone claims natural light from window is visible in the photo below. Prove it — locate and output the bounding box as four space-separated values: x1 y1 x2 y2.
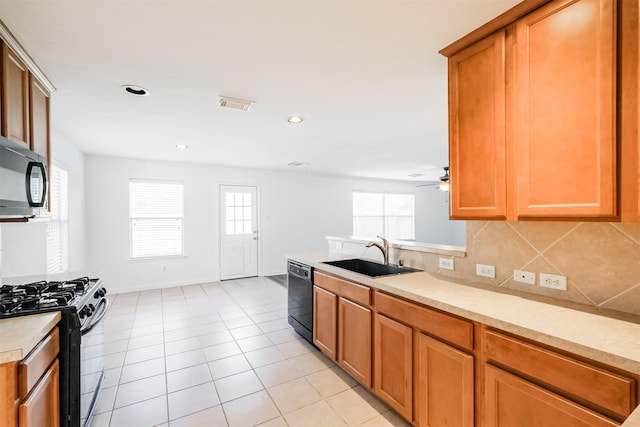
225 192 253 235
353 191 415 240
46 164 69 274
129 180 184 259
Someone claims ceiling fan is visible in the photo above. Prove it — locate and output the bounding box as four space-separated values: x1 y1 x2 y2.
417 167 449 192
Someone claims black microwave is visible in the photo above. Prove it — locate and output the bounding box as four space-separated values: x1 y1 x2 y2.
0 135 48 219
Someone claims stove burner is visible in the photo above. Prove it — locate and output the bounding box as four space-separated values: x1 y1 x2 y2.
0 277 99 315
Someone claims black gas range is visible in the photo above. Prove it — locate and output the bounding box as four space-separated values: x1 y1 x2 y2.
0 276 109 427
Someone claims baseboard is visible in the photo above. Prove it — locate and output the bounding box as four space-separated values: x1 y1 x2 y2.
108 276 220 294
262 270 287 277
108 272 288 294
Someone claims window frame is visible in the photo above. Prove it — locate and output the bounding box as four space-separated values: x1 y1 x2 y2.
352 190 416 241
128 178 185 260
46 162 69 274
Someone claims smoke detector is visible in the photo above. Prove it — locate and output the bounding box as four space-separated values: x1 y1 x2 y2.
218 96 254 111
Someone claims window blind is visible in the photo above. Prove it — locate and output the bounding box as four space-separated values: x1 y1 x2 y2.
129 180 184 258
47 165 69 274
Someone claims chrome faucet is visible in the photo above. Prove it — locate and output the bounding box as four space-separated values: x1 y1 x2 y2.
366 235 389 265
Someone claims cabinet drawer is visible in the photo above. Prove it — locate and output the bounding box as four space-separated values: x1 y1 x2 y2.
485 364 618 427
19 327 59 400
315 271 371 306
484 329 636 420
19 359 59 427
374 292 473 351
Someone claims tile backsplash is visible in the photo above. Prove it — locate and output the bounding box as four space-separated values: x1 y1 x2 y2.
395 221 640 317
329 222 640 317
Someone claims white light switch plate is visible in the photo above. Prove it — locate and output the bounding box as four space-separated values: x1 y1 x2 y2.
439 258 454 270
476 263 495 278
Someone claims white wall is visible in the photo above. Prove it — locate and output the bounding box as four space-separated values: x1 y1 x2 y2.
85 155 461 293
0 132 86 279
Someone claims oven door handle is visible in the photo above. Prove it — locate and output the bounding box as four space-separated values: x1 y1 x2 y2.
81 298 109 336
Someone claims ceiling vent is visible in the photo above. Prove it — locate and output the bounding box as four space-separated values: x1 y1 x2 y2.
218 96 254 111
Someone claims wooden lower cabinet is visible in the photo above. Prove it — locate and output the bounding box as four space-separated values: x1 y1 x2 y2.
0 327 59 427
0 362 19 427
313 282 640 427
19 359 59 427
338 297 371 387
485 364 618 427
373 313 412 421
483 329 636 422
414 333 474 427
313 285 338 360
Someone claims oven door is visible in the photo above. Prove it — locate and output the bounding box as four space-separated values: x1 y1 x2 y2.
79 297 109 427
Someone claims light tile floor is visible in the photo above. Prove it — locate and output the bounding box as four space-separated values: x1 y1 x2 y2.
88 277 410 427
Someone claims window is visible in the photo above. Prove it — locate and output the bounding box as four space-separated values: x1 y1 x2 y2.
47 165 69 273
129 180 184 259
225 191 253 235
353 191 415 240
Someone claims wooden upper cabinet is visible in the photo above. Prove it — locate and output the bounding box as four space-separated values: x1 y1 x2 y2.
442 0 620 220
1 42 30 148
514 0 616 218
448 30 507 219
29 74 50 158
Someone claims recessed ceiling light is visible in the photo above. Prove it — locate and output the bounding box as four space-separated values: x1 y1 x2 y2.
121 84 150 96
288 161 308 167
176 144 188 150
288 116 304 123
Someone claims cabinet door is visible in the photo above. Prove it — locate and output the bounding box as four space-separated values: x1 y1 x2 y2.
374 313 412 421
29 74 50 158
338 297 371 387
313 285 338 360
0 362 19 427
485 364 617 427
414 333 474 427
19 359 59 427
1 43 30 147
448 30 507 219
514 0 616 218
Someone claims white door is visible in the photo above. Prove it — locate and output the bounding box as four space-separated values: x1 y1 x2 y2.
219 185 258 280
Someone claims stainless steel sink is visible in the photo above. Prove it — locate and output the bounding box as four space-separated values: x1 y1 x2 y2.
321 258 418 277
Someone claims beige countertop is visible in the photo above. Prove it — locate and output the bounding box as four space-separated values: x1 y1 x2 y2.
288 252 640 426
0 312 61 364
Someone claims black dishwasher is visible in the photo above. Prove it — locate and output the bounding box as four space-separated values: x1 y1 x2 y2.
287 260 314 344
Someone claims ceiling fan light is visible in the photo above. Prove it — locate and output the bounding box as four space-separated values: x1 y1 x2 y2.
439 181 450 192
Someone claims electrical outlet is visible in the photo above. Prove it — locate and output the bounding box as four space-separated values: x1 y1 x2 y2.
540 273 567 290
513 269 535 285
476 263 495 278
439 258 454 270
336 242 343 250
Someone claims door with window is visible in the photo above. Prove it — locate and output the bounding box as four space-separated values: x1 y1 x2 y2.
219 185 258 280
